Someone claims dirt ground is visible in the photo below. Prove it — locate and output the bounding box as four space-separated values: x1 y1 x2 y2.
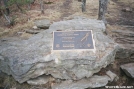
0 0 134 89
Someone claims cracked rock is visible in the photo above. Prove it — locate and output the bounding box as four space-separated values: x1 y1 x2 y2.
0 18 119 83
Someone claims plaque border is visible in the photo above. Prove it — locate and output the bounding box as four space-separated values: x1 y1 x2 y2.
52 30 95 51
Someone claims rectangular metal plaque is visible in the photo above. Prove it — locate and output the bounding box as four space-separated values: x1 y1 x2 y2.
53 30 94 50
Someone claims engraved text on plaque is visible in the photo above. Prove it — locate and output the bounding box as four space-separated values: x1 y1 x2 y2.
53 30 94 50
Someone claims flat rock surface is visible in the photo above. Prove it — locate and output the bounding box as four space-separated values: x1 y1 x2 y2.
0 18 119 85
52 75 111 89
120 63 134 78
27 75 50 85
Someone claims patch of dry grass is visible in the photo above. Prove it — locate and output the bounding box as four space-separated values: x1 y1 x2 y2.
117 0 134 8
0 0 99 38
0 21 34 38
0 0 134 39
0 0 65 38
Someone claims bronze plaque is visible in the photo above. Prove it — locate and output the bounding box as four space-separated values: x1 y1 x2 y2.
53 30 94 50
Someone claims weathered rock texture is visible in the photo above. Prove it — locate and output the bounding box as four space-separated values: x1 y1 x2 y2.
52 75 111 89
27 75 51 85
121 63 134 78
0 17 119 87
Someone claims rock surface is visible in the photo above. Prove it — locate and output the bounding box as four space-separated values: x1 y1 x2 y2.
27 75 50 85
34 19 51 29
120 63 134 78
112 30 134 59
52 75 111 89
0 17 119 86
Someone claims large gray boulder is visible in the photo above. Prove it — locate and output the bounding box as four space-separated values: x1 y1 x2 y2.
0 17 119 87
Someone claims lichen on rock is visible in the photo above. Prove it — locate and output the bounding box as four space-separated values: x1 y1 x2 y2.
0 17 119 88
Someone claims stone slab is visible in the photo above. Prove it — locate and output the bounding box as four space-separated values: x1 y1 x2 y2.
121 63 134 78
52 75 111 89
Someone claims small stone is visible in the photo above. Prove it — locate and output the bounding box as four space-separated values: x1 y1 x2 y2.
17 32 25 36
34 19 51 29
106 70 119 82
122 7 133 12
33 26 38 30
120 63 134 78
